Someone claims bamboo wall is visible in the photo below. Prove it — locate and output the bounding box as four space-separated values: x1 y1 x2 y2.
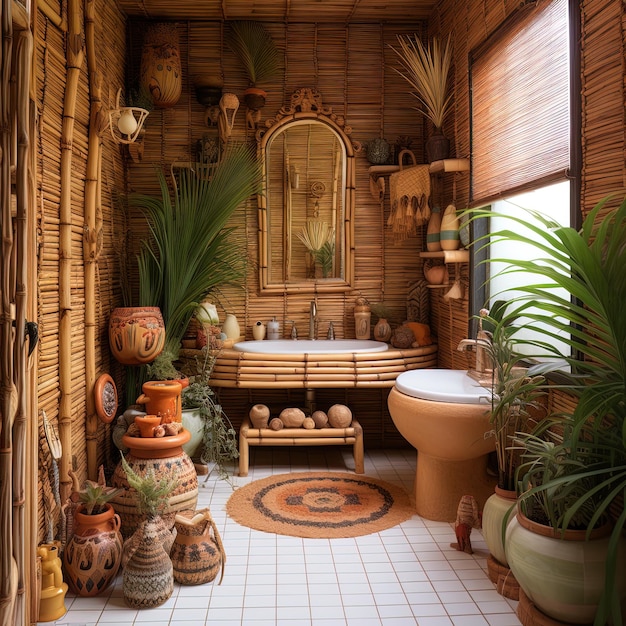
35 0 127 544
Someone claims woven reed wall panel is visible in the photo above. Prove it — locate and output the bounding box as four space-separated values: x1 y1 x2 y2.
35 1 128 543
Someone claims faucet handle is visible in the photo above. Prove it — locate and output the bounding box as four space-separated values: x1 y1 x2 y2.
289 321 298 340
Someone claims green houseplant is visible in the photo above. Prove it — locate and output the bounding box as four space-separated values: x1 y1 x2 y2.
470 195 626 625
130 142 260 359
388 34 453 161
226 20 281 111
181 349 238 482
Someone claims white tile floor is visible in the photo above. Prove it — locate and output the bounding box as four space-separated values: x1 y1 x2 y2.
39 447 522 626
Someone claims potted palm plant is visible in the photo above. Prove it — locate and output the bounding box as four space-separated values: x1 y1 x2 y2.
388 34 453 161
470 195 626 625
226 20 281 113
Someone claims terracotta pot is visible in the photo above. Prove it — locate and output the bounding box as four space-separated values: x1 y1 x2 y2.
123 515 174 608
170 509 225 585
243 87 267 111
108 306 165 365
140 23 182 108
62 504 123 597
112 431 198 538
136 380 183 423
134 414 162 438
423 260 446 285
506 507 626 624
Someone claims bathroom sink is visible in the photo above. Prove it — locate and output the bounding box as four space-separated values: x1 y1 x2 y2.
232 339 389 355
395 369 492 404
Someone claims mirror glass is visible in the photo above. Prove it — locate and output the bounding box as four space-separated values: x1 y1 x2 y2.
257 89 355 294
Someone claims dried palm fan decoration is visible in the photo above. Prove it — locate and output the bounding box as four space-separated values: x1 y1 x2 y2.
296 221 336 278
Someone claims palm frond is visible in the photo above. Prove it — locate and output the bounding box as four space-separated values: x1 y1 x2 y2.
227 21 281 86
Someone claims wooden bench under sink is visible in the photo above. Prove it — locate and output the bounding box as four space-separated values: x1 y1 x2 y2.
238 417 364 476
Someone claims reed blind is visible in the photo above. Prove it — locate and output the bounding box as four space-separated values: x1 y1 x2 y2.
470 0 569 204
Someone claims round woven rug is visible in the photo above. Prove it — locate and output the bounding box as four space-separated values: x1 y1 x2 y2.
226 472 415 538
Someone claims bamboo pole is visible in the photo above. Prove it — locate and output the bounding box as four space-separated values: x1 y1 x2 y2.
0 3 17 624
37 0 67 31
58 0 84 502
12 29 33 626
83 0 105 481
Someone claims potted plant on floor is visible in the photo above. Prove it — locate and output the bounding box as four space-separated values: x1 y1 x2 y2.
388 34 453 162
181 348 239 482
62 479 124 596
470 195 626 625
120 454 176 609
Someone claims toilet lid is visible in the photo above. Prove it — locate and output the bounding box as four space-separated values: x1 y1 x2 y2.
394 370 492 404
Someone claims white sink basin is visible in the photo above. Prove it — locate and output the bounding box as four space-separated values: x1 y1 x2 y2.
395 369 492 404
233 339 389 355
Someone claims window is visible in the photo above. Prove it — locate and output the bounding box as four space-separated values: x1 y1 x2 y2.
468 0 579 359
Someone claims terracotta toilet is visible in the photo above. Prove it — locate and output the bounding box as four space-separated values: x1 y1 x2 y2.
387 369 496 522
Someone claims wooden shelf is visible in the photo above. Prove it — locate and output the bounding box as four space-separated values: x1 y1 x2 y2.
429 159 470 174
419 249 469 263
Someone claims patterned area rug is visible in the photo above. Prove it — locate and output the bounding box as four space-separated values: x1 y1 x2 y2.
226 472 415 538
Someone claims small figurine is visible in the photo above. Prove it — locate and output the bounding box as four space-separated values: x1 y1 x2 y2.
450 495 481 555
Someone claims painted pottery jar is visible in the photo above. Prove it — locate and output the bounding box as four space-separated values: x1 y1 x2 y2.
62 504 123 597
373 318 392 342
170 509 226 585
122 515 174 608
37 542 68 622
108 306 165 366
426 206 442 252
112 429 198 538
440 204 460 251
506 508 626 624
136 380 183 423
140 23 182 108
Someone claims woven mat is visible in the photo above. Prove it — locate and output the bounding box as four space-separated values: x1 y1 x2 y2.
226 472 415 538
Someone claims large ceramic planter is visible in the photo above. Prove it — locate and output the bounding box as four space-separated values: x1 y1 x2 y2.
62 504 123 597
506 508 626 624
111 429 198 538
181 407 204 459
481 487 519 600
108 306 165 366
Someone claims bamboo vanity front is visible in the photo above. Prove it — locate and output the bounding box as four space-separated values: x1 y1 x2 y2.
207 343 438 476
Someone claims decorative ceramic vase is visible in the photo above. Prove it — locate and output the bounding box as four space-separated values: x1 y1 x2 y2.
170 509 226 585
366 138 391 165
440 204 460 250
425 129 450 162
112 430 198 538
242 87 267 111
108 306 165 366
37 543 67 622
481 487 519 599
506 508 626 624
373 318 392 342
134 414 162 437
222 313 240 340
354 298 371 340
423 260 446 285
426 206 442 251
136 380 183 423
122 515 174 609
252 321 266 340
140 22 182 108
62 504 123 597
181 407 204 458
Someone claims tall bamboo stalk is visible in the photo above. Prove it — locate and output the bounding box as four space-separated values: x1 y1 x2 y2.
12 28 34 626
84 0 106 480
0 1 16 623
58 0 84 501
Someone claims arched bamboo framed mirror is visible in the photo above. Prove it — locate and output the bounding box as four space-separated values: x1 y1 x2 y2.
257 88 358 294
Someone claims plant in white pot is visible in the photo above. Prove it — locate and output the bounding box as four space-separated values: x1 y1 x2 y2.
389 34 453 161
470 195 626 625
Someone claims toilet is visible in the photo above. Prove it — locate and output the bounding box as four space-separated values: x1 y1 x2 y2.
387 369 497 522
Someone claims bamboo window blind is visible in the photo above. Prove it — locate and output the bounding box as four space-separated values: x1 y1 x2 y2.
469 0 569 205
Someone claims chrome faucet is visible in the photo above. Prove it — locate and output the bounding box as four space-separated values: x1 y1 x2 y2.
327 321 335 340
309 300 317 340
289 321 298 340
457 336 492 382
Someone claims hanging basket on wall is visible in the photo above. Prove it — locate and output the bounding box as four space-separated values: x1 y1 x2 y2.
140 23 183 108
